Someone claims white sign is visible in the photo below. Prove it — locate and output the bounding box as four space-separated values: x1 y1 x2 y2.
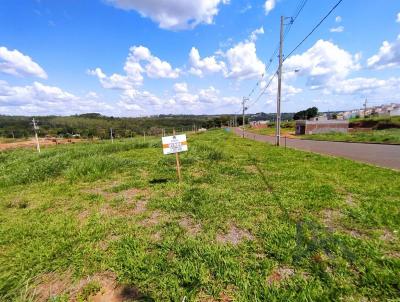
162 134 188 155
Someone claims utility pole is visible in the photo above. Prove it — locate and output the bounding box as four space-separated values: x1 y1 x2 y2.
110 128 114 143
363 98 368 118
242 97 248 138
32 118 41 153
276 15 284 146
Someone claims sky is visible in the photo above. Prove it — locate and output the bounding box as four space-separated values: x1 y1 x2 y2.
0 0 400 116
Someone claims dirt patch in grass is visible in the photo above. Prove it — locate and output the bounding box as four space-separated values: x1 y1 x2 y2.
179 216 202 236
35 271 146 302
243 165 258 173
379 229 397 242
321 208 343 232
97 234 122 250
82 272 144 302
320 208 364 239
216 225 254 245
267 266 295 285
140 210 164 227
5 198 29 209
77 209 90 223
34 271 72 302
85 186 150 218
345 194 356 206
83 186 149 204
198 285 236 302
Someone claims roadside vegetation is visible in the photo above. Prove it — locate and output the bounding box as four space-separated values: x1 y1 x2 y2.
302 128 400 144
0 130 399 301
303 117 400 144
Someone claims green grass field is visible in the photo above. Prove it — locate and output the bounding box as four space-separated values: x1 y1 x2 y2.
245 126 294 137
0 130 399 301
302 129 400 145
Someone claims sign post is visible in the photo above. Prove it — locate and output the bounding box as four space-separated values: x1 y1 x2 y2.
162 129 188 182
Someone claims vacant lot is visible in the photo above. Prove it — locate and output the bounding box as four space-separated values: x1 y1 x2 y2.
302 128 400 145
0 130 399 301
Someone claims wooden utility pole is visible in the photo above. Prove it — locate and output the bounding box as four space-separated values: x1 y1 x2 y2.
363 98 368 118
276 16 284 146
32 118 41 153
242 97 248 138
110 128 114 143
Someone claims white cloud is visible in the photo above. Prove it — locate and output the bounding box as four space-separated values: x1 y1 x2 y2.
249 26 264 42
284 39 360 88
328 77 400 95
396 12 400 23
225 41 265 80
129 46 180 79
0 46 47 79
173 82 188 93
330 26 344 33
264 0 276 15
198 86 220 103
167 83 240 113
188 47 226 77
335 16 342 23
105 0 229 30
89 45 180 89
367 35 400 70
88 68 138 90
240 4 252 13
0 80 112 115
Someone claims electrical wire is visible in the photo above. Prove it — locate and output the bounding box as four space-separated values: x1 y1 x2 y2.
284 0 345 62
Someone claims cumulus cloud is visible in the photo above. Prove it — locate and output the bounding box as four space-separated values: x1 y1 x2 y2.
284 39 360 88
249 26 264 42
173 82 188 93
188 26 265 80
397 12 400 23
129 45 180 79
335 16 342 23
330 26 344 33
188 47 226 77
329 77 400 95
166 83 240 113
0 46 47 79
105 0 229 30
89 45 179 89
225 41 265 80
264 0 276 15
0 80 112 115
367 35 400 70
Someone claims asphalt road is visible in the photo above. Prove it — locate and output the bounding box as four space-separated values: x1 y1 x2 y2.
232 128 400 170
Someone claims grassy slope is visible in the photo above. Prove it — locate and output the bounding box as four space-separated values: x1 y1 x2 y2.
245 127 294 137
302 129 400 144
0 130 399 301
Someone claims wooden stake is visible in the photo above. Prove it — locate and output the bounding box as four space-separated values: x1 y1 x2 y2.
173 128 182 183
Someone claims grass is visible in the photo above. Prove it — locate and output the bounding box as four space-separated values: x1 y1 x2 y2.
245 125 294 137
302 128 400 144
0 130 399 301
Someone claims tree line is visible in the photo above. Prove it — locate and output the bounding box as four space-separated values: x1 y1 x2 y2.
0 113 247 139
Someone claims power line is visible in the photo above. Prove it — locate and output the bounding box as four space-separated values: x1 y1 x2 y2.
247 0 308 98
284 0 345 61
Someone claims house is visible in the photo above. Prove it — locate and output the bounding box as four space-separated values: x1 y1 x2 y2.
295 120 349 135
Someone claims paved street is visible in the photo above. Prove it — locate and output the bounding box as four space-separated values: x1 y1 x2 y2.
233 128 400 170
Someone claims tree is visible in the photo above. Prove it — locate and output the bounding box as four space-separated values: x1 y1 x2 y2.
293 107 318 120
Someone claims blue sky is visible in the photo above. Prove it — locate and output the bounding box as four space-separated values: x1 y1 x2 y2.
0 0 400 116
